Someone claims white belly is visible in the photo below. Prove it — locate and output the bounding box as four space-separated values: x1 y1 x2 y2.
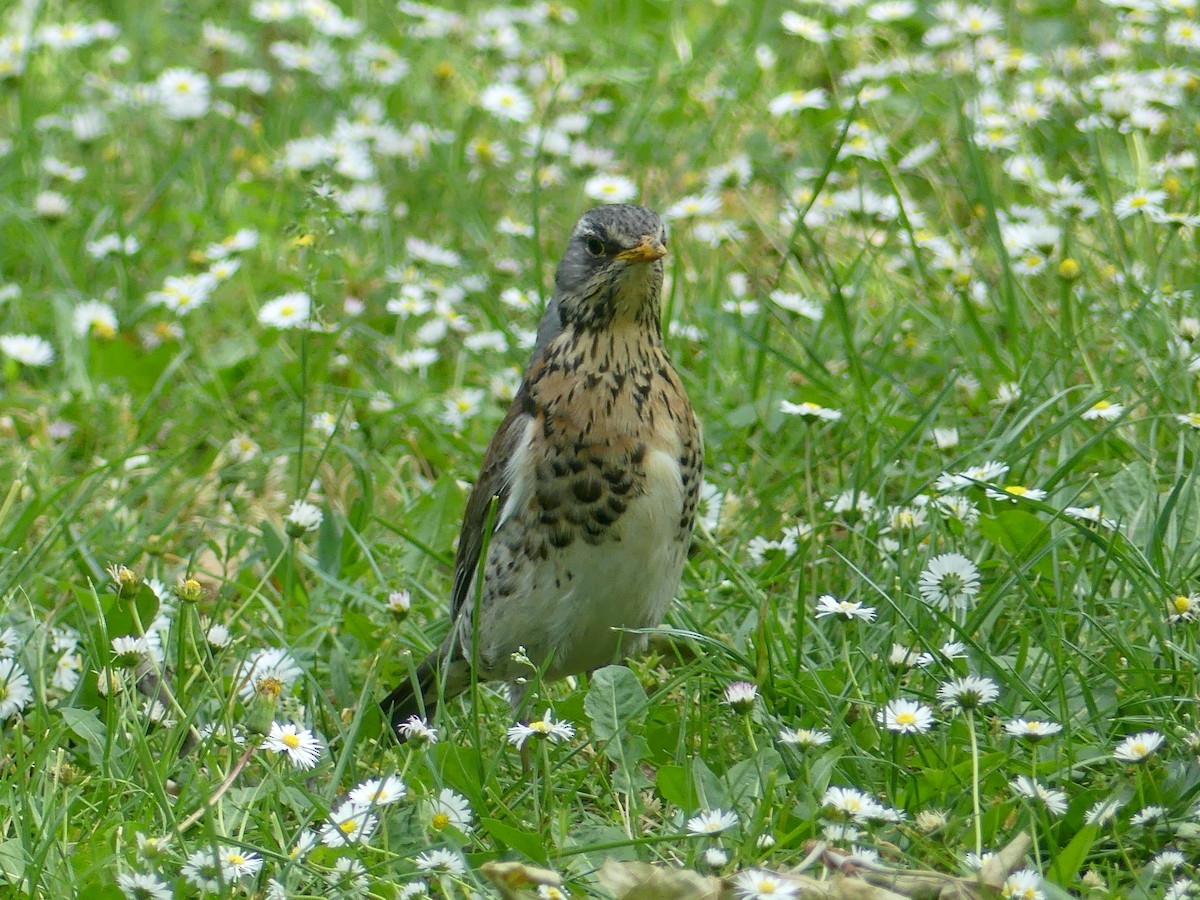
480 447 688 679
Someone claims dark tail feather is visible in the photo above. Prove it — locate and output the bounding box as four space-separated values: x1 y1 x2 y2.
381 651 472 740
381 654 440 739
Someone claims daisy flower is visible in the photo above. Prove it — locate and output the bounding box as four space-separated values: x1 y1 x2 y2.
687 808 738 835
1112 731 1165 763
110 635 152 667
258 291 311 328
1011 776 1067 815
156 67 211 119
1150 850 1186 873
219 847 263 879
988 482 1046 504
779 11 830 42
414 848 466 876
0 659 33 720
506 709 575 749
917 553 981 610
1004 719 1062 742
1084 795 1124 826
397 715 439 745
73 300 119 339
822 786 886 822
117 872 173 900
814 595 876 622
879 698 935 734
0 334 55 366
1113 190 1166 220
723 681 758 713
1002 869 1044 900
1129 805 1166 826
934 460 1009 492
937 675 999 711
584 174 637 204
284 499 323 536
779 727 831 749
664 193 722 220
769 290 822 321
479 83 533 123
321 801 379 847
768 89 829 117
349 775 407 807
780 400 842 420
1168 593 1199 623
287 829 319 861
425 788 473 833
182 849 222 892
263 722 323 769
1081 400 1124 421
233 646 303 702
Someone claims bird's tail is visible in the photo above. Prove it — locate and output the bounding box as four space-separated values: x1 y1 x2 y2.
380 650 470 739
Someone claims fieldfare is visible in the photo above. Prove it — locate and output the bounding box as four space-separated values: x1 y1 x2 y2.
382 204 702 734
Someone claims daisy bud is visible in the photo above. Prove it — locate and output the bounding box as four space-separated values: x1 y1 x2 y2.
284 500 323 538
107 564 141 599
1057 258 1080 280
1080 870 1105 890
95 667 126 697
915 809 948 834
723 681 758 714
246 675 282 735
176 577 205 603
387 590 412 619
397 715 438 747
110 635 150 668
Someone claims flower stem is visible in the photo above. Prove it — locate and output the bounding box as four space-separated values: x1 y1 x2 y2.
967 709 983 859
1029 746 1042 871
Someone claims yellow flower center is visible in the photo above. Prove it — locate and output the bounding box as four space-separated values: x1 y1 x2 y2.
282 732 300 749
431 812 450 830
227 853 245 866
279 304 295 317
339 818 358 834
896 711 916 726
1173 595 1192 612
1005 485 1029 496
1092 401 1111 410
1129 196 1147 208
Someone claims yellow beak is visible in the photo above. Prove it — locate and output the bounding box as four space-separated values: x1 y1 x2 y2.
615 235 667 263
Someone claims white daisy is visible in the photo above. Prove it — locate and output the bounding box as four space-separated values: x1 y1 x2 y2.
263 722 323 769
584 174 637 204
0 334 55 366
258 292 311 328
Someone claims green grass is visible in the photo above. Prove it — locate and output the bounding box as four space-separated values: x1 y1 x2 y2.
2 0 1200 897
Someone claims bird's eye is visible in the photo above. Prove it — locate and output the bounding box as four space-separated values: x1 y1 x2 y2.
584 236 605 257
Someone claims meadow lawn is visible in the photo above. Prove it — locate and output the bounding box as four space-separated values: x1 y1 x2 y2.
2 0 1200 897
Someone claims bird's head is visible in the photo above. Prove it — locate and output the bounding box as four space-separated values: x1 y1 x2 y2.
552 204 667 333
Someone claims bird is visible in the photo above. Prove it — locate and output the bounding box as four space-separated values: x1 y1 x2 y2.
382 204 702 735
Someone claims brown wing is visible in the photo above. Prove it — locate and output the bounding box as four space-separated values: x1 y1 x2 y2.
449 387 535 620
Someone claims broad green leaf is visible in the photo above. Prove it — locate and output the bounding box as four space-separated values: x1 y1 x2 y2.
480 817 547 863
60 707 107 768
585 665 648 740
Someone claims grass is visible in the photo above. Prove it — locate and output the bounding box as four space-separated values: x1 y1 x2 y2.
2 0 1200 897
